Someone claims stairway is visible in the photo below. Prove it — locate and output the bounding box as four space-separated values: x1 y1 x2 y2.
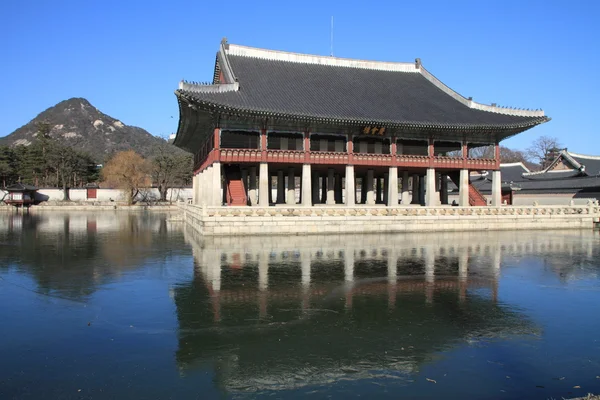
224 166 247 206
468 184 487 206
447 172 488 206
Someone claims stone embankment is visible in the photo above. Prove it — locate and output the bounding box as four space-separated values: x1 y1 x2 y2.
181 203 600 236
1 201 179 212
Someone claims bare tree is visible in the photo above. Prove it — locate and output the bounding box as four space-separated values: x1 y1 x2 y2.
102 151 152 204
527 136 563 169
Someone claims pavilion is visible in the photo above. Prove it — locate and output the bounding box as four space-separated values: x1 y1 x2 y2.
173 39 549 207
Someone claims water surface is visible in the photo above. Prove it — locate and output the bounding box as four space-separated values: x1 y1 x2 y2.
1 212 600 399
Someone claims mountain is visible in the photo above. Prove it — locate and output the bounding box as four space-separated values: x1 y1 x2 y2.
0 98 186 161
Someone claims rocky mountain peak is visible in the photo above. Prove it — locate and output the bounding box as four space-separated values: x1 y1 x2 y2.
0 98 185 161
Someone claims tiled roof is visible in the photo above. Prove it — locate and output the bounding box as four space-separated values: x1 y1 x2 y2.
499 163 530 183
5 183 37 191
568 152 600 176
176 41 549 134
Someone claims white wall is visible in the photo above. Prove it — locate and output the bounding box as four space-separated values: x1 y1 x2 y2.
35 188 193 202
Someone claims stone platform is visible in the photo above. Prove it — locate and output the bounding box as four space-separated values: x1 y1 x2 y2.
181 204 600 236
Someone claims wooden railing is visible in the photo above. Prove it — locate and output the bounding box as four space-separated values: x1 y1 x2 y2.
197 148 500 171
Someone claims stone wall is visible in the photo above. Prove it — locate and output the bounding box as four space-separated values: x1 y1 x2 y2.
35 188 193 202
182 204 600 236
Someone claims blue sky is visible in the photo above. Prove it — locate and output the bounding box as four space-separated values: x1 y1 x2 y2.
1 0 598 153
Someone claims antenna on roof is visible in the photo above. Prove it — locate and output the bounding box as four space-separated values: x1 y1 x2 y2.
330 16 334 57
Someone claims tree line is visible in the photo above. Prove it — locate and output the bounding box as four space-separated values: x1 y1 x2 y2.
0 122 192 203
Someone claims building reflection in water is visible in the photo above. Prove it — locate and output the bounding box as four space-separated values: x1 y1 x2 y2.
173 228 600 393
0 212 186 300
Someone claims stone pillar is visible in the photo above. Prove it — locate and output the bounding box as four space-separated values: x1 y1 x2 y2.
491 170 502 206
326 168 335 205
301 164 312 206
366 169 375 205
345 165 355 206
419 176 426 206
276 170 285 204
248 166 258 206
376 176 383 204
192 173 198 204
286 167 296 205
335 173 343 204
259 163 269 207
312 171 320 204
459 169 469 207
268 173 274 204
425 168 437 207
200 170 206 205
212 163 222 206
411 174 420 204
440 174 449 205
321 176 327 203
388 167 398 206
400 171 410 205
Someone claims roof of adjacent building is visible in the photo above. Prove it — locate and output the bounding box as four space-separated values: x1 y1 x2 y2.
175 39 549 147
5 183 37 192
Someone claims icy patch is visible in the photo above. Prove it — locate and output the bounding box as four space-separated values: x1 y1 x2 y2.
63 132 80 138
113 121 124 128
13 139 31 146
93 119 104 128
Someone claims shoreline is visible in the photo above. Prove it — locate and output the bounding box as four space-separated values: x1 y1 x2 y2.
1 202 180 212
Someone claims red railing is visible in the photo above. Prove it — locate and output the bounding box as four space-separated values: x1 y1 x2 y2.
195 147 499 172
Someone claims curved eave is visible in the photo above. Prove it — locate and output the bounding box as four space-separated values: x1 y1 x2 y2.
177 90 550 136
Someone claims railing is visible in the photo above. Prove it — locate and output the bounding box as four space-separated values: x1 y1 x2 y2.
202 148 500 171
184 203 600 219
265 150 305 163
309 151 349 164
466 158 496 168
396 154 430 166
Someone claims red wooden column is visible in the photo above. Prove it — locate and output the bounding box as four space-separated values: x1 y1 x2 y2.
260 129 267 162
213 128 221 162
428 138 435 167
304 131 310 163
494 142 501 169
390 136 397 165
347 134 354 164
462 141 468 169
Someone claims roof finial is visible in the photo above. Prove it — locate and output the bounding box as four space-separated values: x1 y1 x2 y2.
415 58 422 69
221 37 229 50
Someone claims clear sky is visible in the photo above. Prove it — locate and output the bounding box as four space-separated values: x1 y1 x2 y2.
1 0 598 153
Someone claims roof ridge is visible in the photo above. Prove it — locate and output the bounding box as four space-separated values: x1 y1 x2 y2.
565 150 600 160
226 43 418 73
500 162 531 172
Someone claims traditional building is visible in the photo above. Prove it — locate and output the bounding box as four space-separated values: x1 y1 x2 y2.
173 39 548 207
468 151 600 205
